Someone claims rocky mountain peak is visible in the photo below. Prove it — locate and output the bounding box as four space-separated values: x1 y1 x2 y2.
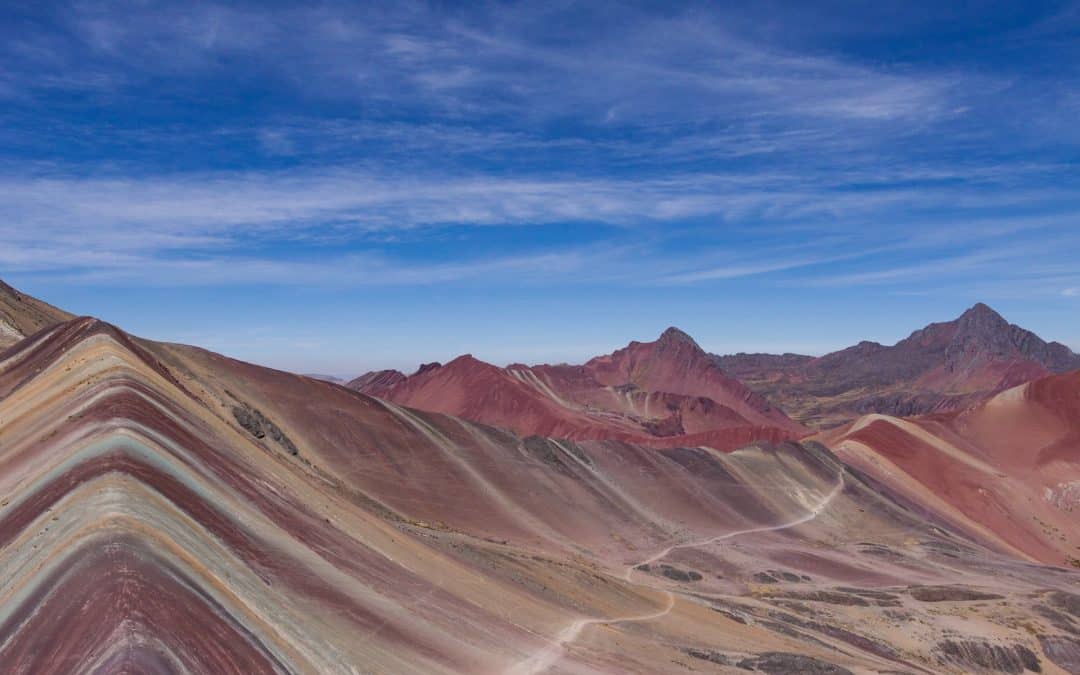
656 326 701 350
955 302 1009 331
415 361 444 375
948 303 1016 351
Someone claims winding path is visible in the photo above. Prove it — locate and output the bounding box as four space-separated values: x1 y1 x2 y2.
506 592 676 675
625 473 846 582
507 471 845 675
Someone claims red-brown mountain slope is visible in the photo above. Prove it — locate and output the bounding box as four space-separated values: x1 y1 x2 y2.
819 368 1080 567
718 303 1080 428
349 327 805 451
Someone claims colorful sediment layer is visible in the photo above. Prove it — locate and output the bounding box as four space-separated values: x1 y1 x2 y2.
0 309 1077 672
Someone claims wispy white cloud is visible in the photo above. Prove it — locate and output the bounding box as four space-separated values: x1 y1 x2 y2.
658 255 844 284
798 235 1080 289
1 1 1078 302
0 1 970 131
1 162 1077 290
2 164 1067 240
25 249 600 287
803 251 1003 287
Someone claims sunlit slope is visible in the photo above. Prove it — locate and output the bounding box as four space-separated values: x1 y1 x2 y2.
0 319 584 673
821 369 1080 567
1 316 1077 673
0 280 72 349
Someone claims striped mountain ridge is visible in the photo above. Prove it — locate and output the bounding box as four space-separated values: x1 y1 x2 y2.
0 317 816 672
0 289 1077 671
0 318 538 672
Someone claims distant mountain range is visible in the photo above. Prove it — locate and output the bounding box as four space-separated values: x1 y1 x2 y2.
353 302 1080 434
717 302 1080 427
349 326 804 452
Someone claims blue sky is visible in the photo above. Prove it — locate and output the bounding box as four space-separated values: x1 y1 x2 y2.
2 1 1079 376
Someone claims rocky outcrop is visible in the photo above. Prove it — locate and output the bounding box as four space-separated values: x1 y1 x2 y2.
737 652 853 674
1049 591 1080 618
659 565 702 582
231 401 300 456
936 640 1040 673
908 586 1005 602
1039 635 1080 674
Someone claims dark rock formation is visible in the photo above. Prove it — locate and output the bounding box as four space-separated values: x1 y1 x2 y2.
231 403 300 456
660 565 702 582
232 405 265 439
908 586 1005 602
1039 635 1080 674
682 647 731 665
764 590 871 607
737 651 853 674
1049 591 1080 618
768 610 900 662
936 640 1040 673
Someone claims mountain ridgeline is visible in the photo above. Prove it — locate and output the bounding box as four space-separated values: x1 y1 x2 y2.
348 325 805 452
0 279 1078 673
353 303 1080 431
0 280 73 349
716 302 1080 427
